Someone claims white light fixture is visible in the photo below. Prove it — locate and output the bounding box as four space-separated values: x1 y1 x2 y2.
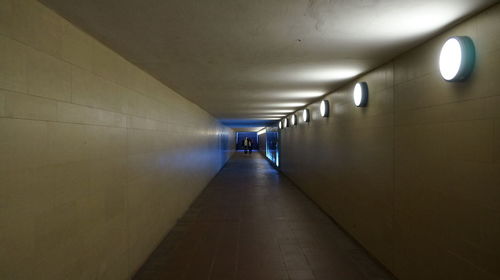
284 118 289 127
353 82 368 107
320 100 329 117
278 120 283 129
439 36 475 82
257 129 266 135
302 109 310 123
291 114 297 126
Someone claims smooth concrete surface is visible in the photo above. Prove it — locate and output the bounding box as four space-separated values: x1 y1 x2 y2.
258 132 267 156
280 4 500 280
0 1 234 279
134 152 395 280
38 0 496 124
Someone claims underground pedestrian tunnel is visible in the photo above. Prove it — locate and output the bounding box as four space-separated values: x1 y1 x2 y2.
1 1 500 280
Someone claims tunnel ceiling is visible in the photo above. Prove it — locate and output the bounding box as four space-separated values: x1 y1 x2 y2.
40 0 495 128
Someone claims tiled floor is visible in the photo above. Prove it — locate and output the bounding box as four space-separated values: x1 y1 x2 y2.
133 152 396 280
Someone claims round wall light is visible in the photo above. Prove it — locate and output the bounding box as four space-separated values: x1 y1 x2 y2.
439 36 475 82
302 109 310 123
353 82 368 107
278 120 283 129
320 100 329 117
291 114 297 126
284 118 289 127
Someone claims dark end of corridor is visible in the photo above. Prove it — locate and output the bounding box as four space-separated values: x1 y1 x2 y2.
134 153 395 280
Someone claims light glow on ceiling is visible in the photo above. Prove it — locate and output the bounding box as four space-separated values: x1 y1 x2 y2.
242 109 295 114
266 109 295 113
273 90 325 99
244 117 281 120
51 0 496 123
289 91 325 98
246 114 287 118
259 102 307 108
289 68 362 82
367 3 477 39
253 90 325 99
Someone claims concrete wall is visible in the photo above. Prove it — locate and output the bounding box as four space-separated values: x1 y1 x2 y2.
0 0 234 279
258 133 266 156
280 4 500 280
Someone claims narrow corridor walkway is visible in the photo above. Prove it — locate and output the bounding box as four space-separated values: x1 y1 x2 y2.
134 152 395 280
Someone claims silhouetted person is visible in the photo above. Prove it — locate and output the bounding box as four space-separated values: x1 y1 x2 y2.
243 137 252 154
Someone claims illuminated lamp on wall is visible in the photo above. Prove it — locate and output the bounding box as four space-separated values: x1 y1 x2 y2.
439 36 475 82
302 109 310 123
353 82 368 107
320 100 329 117
278 120 283 129
290 114 297 126
283 118 289 127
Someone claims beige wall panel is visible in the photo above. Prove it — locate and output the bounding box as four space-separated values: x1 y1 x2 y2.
0 1 234 279
2 89 58 121
71 66 129 114
46 122 90 165
0 35 28 93
475 5 500 54
30 0 64 57
0 118 48 172
396 95 500 127
0 90 5 116
0 0 32 45
57 102 127 127
495 120 500 163
61 22 93 70
27 48 71 101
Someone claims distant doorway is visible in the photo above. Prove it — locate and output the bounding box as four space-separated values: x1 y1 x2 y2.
235 132 258 151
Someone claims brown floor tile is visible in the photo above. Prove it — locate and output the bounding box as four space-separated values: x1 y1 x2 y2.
133 153 395 280
288 269 316 280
